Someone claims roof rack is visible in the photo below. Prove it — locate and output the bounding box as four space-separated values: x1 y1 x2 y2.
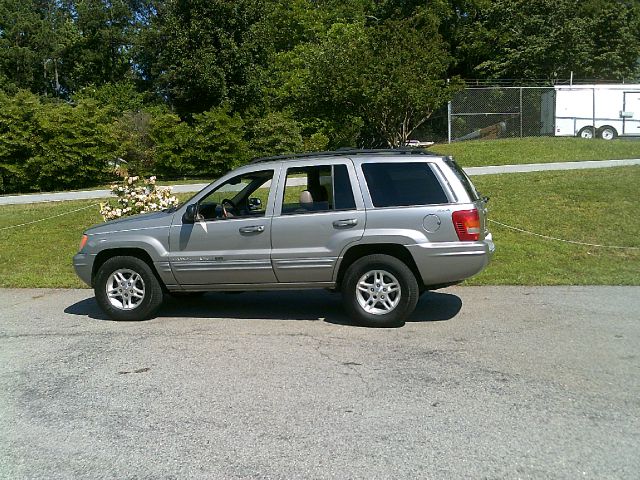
249 148 435 164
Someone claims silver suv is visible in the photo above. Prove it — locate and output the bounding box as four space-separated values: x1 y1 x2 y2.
74 149 494 327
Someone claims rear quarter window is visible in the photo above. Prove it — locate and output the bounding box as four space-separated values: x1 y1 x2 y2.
444 157 480 201
362 162 448 207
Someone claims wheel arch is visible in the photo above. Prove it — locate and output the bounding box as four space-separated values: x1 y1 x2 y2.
92 248 164 288
334 243 423 290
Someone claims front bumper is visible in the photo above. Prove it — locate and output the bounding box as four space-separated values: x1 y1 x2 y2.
407 234 495 286
73 253 95 287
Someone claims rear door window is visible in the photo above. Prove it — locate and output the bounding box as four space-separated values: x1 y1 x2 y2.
281 164 356 214
362 162 448 207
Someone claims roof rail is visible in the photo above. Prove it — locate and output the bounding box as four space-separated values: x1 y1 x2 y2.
249 148 435 164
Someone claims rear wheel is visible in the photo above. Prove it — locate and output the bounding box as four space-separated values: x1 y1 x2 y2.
95 256 164 320
341 254 419 327
598 126 617 140
578 126 595 139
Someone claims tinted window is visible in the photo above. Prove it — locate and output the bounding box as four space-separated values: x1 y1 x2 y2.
444 157 479 201
362 162 448 207
333 164 356 210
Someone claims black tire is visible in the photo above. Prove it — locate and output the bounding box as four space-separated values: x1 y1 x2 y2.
94 256 164 321
598 126 617 140
341 254 419 328
577 126 595 139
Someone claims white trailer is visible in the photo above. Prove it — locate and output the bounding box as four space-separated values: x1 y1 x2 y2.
549 84 640 140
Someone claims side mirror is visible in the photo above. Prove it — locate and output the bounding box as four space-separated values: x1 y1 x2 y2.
248 197 262 211
182 204 198 224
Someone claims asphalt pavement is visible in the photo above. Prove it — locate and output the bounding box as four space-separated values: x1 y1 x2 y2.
1 286 638 479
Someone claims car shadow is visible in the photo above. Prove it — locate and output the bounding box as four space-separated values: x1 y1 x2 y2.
64 289 462 327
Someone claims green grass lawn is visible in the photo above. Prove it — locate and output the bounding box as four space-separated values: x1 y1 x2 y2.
0 193 192 289
466 165 639 285
0 166 638 288
430 137 640 167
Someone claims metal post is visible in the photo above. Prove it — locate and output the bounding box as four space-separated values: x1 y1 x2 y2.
519 87 523 138
447 100 452 144
592 87 596 140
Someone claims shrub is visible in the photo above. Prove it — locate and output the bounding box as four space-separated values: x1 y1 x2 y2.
30 99 116 191
0 90 40 193
152 105 249 179
149 112 194 178
191 105 249 176
99 174 179 221
247 111 303 157
0 91 117 193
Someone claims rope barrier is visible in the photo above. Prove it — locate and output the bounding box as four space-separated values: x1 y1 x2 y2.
2 203 638 251
488 219 640 250
0 203 99 232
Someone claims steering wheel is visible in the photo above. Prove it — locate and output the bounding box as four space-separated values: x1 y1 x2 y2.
221 198 236 218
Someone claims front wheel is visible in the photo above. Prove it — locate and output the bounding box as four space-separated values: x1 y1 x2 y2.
94 256 164 321
341 254 419 327
578 126 595 139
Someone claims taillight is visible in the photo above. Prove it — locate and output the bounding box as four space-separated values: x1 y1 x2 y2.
452 209 480 241
78 234 88 252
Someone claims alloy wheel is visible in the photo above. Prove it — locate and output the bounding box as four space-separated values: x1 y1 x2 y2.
105 268 146 310
355 269 401 315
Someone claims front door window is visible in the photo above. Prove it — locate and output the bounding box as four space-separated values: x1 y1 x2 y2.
198 170 273 221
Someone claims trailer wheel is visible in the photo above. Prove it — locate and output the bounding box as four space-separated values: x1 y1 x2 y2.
598 126 617 140
577 126 595 139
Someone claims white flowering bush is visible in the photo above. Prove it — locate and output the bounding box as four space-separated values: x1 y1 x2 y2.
100 175 179 221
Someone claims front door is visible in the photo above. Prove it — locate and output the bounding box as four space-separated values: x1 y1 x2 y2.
169 169 277 286
270 161 365 283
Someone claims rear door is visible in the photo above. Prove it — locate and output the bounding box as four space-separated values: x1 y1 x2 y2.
270 160 365 283
623 92 640 135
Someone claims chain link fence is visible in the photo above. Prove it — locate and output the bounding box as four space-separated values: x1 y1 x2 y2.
449 87 555 142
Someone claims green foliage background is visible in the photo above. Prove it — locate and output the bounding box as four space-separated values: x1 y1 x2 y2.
1 0 639 193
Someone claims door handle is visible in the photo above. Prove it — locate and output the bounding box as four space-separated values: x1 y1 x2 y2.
332 218 358 228
239 225 265 234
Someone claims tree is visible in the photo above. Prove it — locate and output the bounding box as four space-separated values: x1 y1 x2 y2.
269 9 457 147
139 0 272 114
463 0 640 81
0 0 78 96
580 0 640 80
66 0 138 90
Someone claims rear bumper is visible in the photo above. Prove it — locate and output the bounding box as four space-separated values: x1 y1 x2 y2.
73 253 95 287
407 234 495 286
